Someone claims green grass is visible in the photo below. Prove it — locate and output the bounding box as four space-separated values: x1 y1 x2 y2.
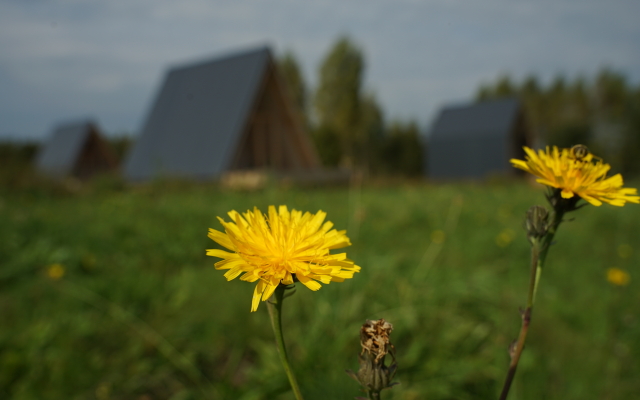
1 180 639 399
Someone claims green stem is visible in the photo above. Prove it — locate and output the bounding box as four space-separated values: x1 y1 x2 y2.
537 209 564 267
267 285 305 400
498 209 564 400
368 389 381 400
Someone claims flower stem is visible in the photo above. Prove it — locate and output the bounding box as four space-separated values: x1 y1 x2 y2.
498 209 564 400
267 285 305 400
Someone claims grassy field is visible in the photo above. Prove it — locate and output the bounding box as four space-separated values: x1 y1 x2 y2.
1 178 638 400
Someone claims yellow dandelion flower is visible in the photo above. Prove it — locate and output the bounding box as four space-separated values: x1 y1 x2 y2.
607 268 630 286
510 146 640 207
207 205 361 312
47 264 65 280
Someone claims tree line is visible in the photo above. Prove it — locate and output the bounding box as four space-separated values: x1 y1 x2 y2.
281 36 640 177
477 70 640 175
5 38 638 179
277 36 423 177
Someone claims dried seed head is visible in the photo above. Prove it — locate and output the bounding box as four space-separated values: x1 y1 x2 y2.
347 319 399 395
360 319 394 363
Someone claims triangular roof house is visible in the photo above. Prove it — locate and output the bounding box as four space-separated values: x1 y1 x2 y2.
36 120 118 179
426 98 531 179
124 46 320 181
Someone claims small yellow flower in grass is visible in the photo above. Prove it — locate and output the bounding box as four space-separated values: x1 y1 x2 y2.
607 268 630 286
510 146 640 206
430 230 445 244
207 205 361 312
496 228 515 248
47 263 65 280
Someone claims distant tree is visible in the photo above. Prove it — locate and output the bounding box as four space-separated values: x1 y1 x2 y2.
546 76 592 149
476 75 516 100
521 76 541 96
107 135 133 163
589 69 629 164
567 77 590 121
476 84 493 101
356 92 385 171
549 75 566 94
312 125 342 167
377 120 423 176
495 75 517 97
620 88 640 174
595 68 628 119
277 51 308 125
0 141 39 168
550 123 591 149
360 93 385 141
476 69 640 176
314 36 365 167
0 141 40 187
542 75 567 132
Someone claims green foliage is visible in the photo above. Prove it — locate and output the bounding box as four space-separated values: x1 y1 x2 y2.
595 69 628 119
478 75 517 100
0 142 39 166
375 121 424 176
620 89 640 174
312 36 420 174
476 68 640 176
0 141 41 189
315 37 363 131
277 51 308 127
354 93 385 171
550 122 591 150
311 125 342 167
107 135 133 164
1 181 639 399
314 36 365 167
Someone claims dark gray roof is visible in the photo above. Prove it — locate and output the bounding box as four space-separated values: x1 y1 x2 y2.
36 120 95 176
429 98 520 140
124 46 272 181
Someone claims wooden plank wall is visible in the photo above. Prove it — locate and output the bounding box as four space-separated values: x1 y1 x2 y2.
231 63 320 172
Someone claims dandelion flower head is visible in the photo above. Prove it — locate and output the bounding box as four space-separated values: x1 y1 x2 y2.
511 146 640 206
207 205 360 311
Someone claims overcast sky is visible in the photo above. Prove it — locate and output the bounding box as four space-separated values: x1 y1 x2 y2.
1 0 639 140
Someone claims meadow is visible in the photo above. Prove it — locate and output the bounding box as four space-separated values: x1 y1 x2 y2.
0 178 638 400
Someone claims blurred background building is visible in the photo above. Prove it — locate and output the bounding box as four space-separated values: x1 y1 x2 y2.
124 47 320 182
36 120 119 180
427 98 530 179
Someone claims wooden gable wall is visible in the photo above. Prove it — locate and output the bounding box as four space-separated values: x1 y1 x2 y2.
73 127 119 180
230 63 319 171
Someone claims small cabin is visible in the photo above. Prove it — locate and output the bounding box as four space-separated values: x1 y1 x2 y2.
124 46 320 181
36 120 118 179
426 98 531 179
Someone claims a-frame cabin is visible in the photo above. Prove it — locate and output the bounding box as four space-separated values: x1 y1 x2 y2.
426 98 531 179
36 120 119 180
124 46 320 181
